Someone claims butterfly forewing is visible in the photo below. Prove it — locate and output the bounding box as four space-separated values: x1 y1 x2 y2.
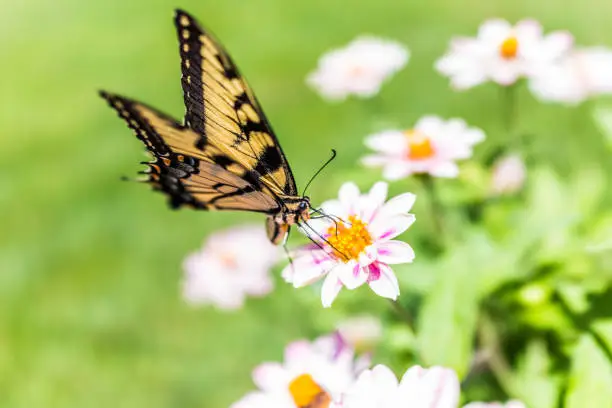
100 91 281 213
174 9 298 198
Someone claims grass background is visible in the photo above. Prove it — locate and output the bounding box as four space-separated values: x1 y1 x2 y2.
2 0 612 406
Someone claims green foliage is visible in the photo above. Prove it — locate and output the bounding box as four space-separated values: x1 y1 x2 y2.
3 0 612 407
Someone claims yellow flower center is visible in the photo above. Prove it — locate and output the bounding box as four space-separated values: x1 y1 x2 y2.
289 374 330 408
499 36 519 59
404 129 435 160
326 215 373 263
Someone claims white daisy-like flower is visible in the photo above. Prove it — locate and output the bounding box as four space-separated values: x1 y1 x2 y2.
529 46 612 104
282 182 416 307
340 364 460 408
361 116 485 180
182 225 278 310
490 154 526 196
436 19 573 89
307 36 409 100
463 401 526 408
336 315 383 352
231 334 369 408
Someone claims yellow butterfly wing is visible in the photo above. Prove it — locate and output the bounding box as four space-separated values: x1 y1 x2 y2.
174 9 298 198
100 92 281 213
100 9 302 214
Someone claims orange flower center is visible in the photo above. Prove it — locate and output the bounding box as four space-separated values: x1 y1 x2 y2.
499 36 519 59
326 215 373 263
404 130 435 160
289 374 331 408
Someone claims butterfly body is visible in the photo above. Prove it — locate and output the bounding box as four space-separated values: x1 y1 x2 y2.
101 9 311 244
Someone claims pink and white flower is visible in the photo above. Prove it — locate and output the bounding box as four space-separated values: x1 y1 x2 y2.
436 19 573 89
529 46 612 104
231 334 369 408
362 116 485 180
463 401 526 408
340 364 460 408
282 182 416 307
307 36 409 100
336 315 383 352
182 225 279 310
490 154 526 195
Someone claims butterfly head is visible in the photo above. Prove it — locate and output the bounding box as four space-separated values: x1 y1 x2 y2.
266 197 311 245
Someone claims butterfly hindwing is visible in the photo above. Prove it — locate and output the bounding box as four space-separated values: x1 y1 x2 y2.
174 9 298 198
100 91 281 213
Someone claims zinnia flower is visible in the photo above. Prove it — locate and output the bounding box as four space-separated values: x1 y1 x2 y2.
307 36 409 100
362 116 485 180
336 315 383 352
231 334 369 408
283 182 416 307
436 19 573 89
490 154 526 195
182 225 278 310
529 46 612 104
340 364 460 408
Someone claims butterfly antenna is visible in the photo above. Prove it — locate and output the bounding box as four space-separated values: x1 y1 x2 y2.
301 149 337 197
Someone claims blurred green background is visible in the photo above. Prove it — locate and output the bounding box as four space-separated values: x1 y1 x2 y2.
2 0 612 407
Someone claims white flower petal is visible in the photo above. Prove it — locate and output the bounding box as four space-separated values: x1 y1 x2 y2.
382 162 414 180
379 192 417 215
377 240 416 264
398 365 461 408
252 362 287 391
429 161 460 178
367 263 400 300
335 262 368 290
321 274 343 307
339 182 361 212
370 213 416 241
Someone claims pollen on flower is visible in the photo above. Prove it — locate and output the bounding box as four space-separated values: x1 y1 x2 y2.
289 374 328 407
404 129 435 160
326 215 373 262
500 36 519 59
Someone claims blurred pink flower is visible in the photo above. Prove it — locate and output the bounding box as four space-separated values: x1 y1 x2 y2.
436 19 573 89
231 334 369 408
362 116 485 180
463 401 526 408
307 36 409 100
529 46 612 104
182 225 279 310
282 182 416 307
490 154 526 195
340 364 460 408
336 315 383 352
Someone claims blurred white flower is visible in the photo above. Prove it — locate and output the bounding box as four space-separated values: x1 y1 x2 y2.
282 182 416 307
362 116 485 180
231 334 369 408
336 315 383 352
307 36 409 100
490 154 526 195
341 364 460 408
436 19 573 89
529 46 612 104
463 401 526 408
182 225 278 310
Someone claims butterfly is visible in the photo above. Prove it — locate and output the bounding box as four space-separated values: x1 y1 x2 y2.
100 9 322 245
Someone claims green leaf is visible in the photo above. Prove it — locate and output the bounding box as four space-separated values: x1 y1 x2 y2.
512 340 560 408
592 105 612 151
565 334 612 408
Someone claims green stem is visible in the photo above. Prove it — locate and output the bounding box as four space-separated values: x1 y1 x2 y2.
500 83 521 152
419 174 445 238
388 298 415 332
478 312 516 395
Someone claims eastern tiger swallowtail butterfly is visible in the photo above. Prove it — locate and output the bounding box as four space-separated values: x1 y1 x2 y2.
100 9 320 245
